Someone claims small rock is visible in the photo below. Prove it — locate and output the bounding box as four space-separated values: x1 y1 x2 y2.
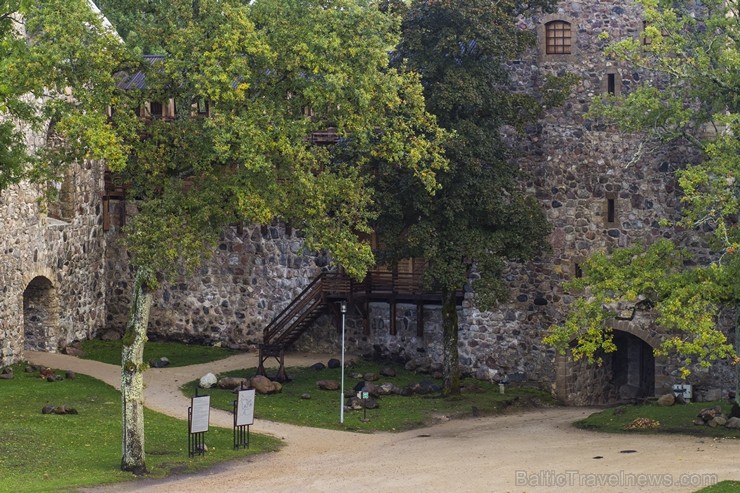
250 375 277 394
1 367 12 375
351 372 363 380
346 396 363 410
217 377 249 390
363 397 379 409
380 367 396 377
311 362 326 371
432 371 443 380
300 393 311 400
199 373 218 389
0 373 13 380
327 358 341 369
42 405 55 414
317 380 340 391
65 370 76 380
100 329 121 341
657 394 675 406
725 417 740 429
272 381 283 393
713 416 727 427
61 346 84 357
363 372 379 382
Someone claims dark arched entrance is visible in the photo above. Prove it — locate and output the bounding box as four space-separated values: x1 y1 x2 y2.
610 331 655 401
23 276 59 351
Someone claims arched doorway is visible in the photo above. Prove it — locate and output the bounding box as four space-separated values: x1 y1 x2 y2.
555 324 663 405
23 276 59 351
611 331 655 400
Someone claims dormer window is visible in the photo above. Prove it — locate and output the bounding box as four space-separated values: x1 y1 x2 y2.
545 21 572 55
149 101 163 118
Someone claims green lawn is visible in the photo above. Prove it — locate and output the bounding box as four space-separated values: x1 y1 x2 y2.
695 481 740 492
79 339 240 367
184 361 555 432
575 401 740 438
0 364 281 493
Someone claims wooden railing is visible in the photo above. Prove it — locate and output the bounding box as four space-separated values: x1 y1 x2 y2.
262 272 350 346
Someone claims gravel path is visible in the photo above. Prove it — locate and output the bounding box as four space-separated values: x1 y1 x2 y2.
27 351 740 493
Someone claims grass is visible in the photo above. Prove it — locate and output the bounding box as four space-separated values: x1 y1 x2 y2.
695 481 740 492
575 401 740 438
0 363 281 493
79 339 240 367
183 360 555 432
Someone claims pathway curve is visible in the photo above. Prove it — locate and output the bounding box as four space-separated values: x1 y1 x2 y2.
27 351 740 493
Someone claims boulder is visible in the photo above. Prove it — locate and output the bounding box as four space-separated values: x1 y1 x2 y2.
199 372 218 389
657 394 675 406
380 367 396 378
377 383 398 396
149 357 170 368
310 362 326 371
250 375 277 394
0 373 12 380
363 397 379 409
317 380 340 391
65 370 76 380
61 346 84 357
272 381 283 393
218 377 249 390
360 382 380 398
712 416 727 427
327 358 341 369
697 406 723 423
363 372 379 382
1 367 12 375
100 330 121 341
725 417 740 429
346 396 363 410
300 393 311 400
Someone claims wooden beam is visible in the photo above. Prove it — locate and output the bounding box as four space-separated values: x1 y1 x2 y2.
389 301 397 336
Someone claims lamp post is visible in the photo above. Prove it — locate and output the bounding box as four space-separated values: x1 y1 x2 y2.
340 301 347 425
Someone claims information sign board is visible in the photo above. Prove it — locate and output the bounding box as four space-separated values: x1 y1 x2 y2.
236 389 255 426
190 395 211 433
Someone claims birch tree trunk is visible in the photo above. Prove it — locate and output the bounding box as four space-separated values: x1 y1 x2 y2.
120 267 154 474
441 288 460 395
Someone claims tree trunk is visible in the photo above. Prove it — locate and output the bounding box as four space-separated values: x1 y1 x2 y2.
441 288 460 395
120 267 154 474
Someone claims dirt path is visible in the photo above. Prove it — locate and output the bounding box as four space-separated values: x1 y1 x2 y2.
27 351 740 493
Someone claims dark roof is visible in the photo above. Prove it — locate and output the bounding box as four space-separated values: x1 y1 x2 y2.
116 55 165 90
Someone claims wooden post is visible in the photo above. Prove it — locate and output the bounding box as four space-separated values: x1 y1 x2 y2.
416 303 424 337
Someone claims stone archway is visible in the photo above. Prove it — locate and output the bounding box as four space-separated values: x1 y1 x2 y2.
554 320 667 405
23 276 59 351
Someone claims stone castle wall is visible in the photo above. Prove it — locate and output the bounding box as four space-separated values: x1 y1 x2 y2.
105 221 329 347
0 119 107 365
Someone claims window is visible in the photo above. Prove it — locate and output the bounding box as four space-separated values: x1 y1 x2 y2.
607 74 616 95
149 101 163 118
574 262 583 279
606 196 616 224
545 21 572 55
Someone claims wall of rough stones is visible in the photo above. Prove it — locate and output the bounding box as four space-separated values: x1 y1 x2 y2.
0 120 108 365
104 221 330 347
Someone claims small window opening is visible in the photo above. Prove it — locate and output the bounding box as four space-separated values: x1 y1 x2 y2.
196 98 209 116
607 73 616 95
149 101 163 118
575 263 583 279
607 198 616 223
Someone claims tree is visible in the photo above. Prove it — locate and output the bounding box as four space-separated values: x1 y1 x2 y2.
97 0 446 473
369 0 568 394
545 0 740 400
0 0 125 191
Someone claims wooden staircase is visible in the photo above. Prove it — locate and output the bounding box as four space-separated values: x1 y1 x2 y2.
257 272 350 380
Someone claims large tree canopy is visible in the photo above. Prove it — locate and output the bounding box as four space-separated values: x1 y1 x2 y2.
545 0 740 387
0 0 125 191
368 0 567 394
93 0 447 473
